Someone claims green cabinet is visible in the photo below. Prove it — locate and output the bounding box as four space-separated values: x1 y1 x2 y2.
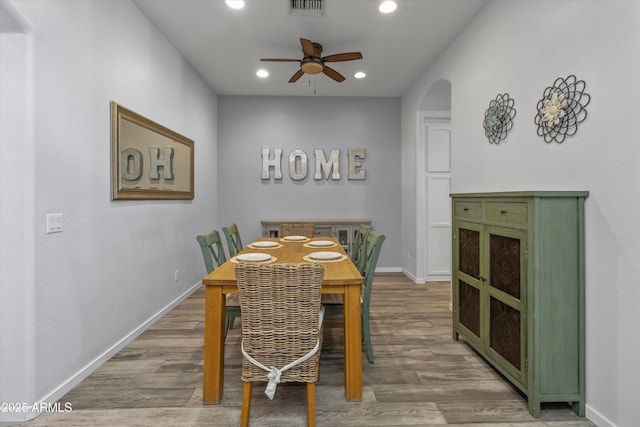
451 191 587 417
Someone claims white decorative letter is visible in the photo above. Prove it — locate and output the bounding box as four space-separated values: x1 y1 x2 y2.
289 150 308 181
149 147 174 180
261 147 283 179
314 148 341 180
121 148 142 181
348 148 366 180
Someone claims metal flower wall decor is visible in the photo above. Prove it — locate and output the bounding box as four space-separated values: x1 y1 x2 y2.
483 93 516 144
534 75 590 143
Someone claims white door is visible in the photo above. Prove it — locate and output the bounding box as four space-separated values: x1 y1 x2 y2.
425 123 451 281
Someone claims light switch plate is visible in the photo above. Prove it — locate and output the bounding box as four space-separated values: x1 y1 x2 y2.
46 213 63 233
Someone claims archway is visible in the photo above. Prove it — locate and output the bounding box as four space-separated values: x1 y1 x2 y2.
416 79 451 284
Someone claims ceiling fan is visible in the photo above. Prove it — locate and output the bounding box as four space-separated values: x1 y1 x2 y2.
261 38 363 83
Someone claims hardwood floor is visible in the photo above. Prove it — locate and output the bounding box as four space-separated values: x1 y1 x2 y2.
10 274 595 426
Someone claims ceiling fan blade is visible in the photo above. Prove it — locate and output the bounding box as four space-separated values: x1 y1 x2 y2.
322 66 346 82
260 58 300 62
322 52 363 62
288 69 305 83
300 38 315 57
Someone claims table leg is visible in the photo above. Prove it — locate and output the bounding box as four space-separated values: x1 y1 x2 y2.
203 286 225 404
343 283 363 401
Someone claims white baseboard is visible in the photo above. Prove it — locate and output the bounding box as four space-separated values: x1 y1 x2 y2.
426 274 452 282
375 267 403 273
0 282 201 423
401 267 424 284
586 405 615 427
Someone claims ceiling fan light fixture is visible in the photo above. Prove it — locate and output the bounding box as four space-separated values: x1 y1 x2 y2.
354 71 366 79
256 69 269 78
225 0 245 10
378 1 397 14
301 61 323 75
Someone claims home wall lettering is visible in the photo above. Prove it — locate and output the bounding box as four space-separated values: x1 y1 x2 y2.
261 147 366 181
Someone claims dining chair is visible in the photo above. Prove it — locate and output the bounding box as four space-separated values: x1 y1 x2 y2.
278 223 315 238
222 223 244 257
323 230 385 363
351 223 372 274
196 229 240 336
235 262 325 427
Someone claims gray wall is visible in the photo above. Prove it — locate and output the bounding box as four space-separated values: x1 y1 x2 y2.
402 1 640 425
217 96 400 269
0 0 219 421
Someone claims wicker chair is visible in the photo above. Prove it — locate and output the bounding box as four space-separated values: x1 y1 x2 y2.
222 223 244 257
323 230 385 363
196 229 240 336
278 223 315 238
235 262 325 427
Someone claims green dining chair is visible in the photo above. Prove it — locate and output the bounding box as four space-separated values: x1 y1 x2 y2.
324 230 385 363
196 229 240 336
351 224 372 274
222 223 244 257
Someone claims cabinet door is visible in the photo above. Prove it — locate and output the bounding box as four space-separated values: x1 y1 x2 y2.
453 221 484 347
485 226 527 387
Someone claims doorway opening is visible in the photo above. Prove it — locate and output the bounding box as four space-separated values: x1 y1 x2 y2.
416 79 451 283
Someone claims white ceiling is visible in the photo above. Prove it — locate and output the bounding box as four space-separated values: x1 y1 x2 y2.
134 0 487 97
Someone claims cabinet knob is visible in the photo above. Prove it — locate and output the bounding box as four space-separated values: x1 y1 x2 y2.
500 209 508 214
463 207 470 211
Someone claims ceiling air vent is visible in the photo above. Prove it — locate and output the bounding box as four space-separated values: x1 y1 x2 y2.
290 0 325 17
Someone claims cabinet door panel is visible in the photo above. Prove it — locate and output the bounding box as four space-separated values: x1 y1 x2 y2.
459 280 481 338
458 227 480 278
489 233 522 299
489 297 522 370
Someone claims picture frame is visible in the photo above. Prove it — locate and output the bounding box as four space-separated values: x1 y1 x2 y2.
111 101 194 200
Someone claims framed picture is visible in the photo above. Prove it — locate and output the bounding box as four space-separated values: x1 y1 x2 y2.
111 101 194 200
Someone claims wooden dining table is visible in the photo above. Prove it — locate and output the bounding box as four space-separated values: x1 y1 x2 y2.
201 236 363 404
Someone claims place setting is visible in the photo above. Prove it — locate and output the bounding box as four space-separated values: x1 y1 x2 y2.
247 240 283 250
303 239 338 249
230 252 277 264
279 235 310 243
302 251 348 263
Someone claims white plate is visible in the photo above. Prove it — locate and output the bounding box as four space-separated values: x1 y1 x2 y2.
309 251 342 260
283 235 307 241
252 241 278 248
237 253 271 262
309 240 334 247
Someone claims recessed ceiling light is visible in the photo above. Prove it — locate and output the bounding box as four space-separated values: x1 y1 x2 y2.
354 71 366 79
256 69 269 78
378 1 397 14
225 0 245 10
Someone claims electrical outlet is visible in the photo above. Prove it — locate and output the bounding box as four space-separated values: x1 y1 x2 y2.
46 213 63 234
174 270 179 282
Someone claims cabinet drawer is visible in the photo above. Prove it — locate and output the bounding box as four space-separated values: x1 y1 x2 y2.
486 202 528 224
454 201 482 219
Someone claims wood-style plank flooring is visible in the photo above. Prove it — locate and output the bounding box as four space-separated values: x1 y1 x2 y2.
10 274 595 426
